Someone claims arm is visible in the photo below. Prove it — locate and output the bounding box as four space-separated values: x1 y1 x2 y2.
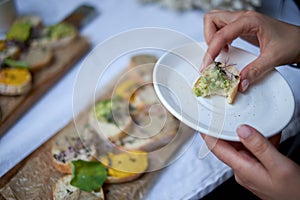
201 10 300 92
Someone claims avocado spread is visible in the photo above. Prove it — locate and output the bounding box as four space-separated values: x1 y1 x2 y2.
193 62 235 97
94 97 124 124
6 21 32 42
45 23 76 40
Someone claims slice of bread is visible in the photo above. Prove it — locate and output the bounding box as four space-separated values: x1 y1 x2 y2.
20 46 53 71
0 68 32 96
193 61 240 104
15 15 43 28
128 55 157 83
115 112 179 152
51 129 97 174
31 23 77 49
53 175 105 200
129 54 157 69
0 41 21 60
89 98 132 143
114 84 180 152
129 83 160 110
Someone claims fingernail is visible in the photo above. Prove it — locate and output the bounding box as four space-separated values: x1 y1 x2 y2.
237 125 252 139
241 79 249 92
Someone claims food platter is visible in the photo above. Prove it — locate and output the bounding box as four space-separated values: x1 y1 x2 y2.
153 42 295 141
0 54 194 200
0 16 90 137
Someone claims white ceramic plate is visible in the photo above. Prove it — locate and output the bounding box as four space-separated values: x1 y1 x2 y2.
153 42 295 141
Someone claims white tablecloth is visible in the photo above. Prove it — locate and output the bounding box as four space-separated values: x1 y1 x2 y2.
0 0 299 199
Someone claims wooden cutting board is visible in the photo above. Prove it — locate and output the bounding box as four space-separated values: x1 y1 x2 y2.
0 111 193 200
0 54 195 200
0 36 90 137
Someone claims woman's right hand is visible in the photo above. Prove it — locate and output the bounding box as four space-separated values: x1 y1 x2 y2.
201 10 300 92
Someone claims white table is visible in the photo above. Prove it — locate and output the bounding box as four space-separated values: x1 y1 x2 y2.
0 0 299 199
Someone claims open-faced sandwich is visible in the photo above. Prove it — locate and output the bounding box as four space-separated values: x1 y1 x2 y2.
51 128 97 174
193 61 240 104
89 97 132 143
114 84 179 152
0 67 32 95
89 54 180 152
53 174 105 200
31 22 77 49
100 151 148 184
52 151 148 199
0 15 58 95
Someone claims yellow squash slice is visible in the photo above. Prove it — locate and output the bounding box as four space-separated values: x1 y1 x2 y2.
0 68 32 95
101 151 148 183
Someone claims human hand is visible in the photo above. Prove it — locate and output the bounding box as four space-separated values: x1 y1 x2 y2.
201 125 300 199
201 10 300 92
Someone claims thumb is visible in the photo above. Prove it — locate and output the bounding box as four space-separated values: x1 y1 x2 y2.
237 125 281 171
239 55 274 92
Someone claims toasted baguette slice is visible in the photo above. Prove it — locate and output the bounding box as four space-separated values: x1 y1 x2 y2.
100 151 148 184
31 34 77 49
53 175 105 200
31 23 77 49
116 112 179 152
0 40 21 60
51 129 97 174
129 83 160 110
15 15 43 27
193 61 240 104
128 55 157 82
89 98 132 143
0 68 32 95
129 54 157 69
20 46 53 71
114 84 180 151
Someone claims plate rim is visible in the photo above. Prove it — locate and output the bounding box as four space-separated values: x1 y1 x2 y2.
153 42 295 141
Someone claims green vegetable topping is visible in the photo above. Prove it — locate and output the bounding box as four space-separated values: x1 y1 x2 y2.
45 23 76 40
193 62 235 97
94 99 114 123
2 58 30 69
193 88 202 97
6 22 32 42
94 97 122 124
70 160 107 192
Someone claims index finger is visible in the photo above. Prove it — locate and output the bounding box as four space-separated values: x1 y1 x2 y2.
202 17 256 70
203 10 243 45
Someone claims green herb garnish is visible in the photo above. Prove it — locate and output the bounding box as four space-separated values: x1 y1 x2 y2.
70 160 107 192
45 23 76 40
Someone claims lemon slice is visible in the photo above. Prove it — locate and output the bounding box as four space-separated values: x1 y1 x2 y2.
0 68 32 95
